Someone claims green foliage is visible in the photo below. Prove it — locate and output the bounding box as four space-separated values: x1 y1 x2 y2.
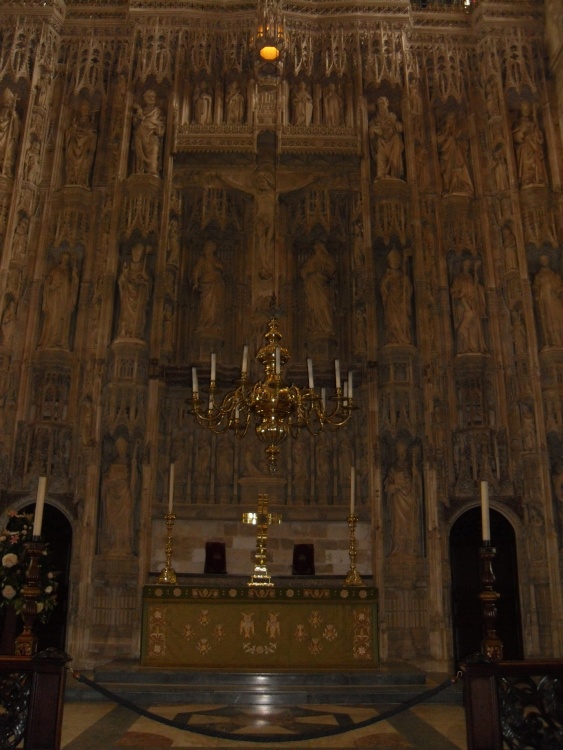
0 511 58 623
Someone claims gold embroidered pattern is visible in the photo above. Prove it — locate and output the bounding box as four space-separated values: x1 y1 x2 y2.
147 606 166 659
352 607 372 660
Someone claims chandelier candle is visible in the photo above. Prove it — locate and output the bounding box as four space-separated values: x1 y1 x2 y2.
192 367 198 397
242 345 248 375
307 358 314 388
335 359 341 390
32 476 47 538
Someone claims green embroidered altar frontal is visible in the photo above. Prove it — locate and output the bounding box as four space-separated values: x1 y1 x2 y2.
141 585 379 669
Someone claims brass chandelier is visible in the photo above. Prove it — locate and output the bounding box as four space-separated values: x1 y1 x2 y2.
189 318 356 473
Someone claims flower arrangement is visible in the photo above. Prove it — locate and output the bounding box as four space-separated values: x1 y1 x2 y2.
0 511 58 622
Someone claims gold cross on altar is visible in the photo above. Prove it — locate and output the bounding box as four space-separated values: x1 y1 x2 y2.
242 494 282 587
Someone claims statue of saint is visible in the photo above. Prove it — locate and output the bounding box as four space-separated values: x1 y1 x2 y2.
385 439 419 557
65 99 97 186
301 240 336 336
117 244 152 339
100 437 135 555
167 217 180 267
380 248 412 345
292 81 313 127
0 297 16 348
132 89 166 176
38 251 80 350
369 97 404 179
193 82 213 125
11 214 29 260
323 83 343 127
225 82 244 125
532 254 563 348
0 87 20 177
450 257 487 354
191 240 225 333
512 101 547 187
436 112 474 195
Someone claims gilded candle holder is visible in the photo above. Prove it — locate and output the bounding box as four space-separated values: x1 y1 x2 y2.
158 513 177 585
15 540 44 655
345 514 364 587
479 543 503 661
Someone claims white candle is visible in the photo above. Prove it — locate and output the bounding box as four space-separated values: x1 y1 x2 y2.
275 346 281 375
33 476 47 538
168 463 175 513
350 467 355 516
480 480 490 543
307 358 314 389
335 359 341 390
235 406 240 421
208 393 214 411
210 352 216 382
343 382 348 400
348 370 353 399
192 367 199 396
242 345 248 375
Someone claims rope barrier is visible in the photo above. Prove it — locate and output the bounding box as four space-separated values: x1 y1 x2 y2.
72 670 458 744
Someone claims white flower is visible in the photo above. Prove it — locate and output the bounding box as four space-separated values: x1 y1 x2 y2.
44 585 53 594
36 602 44 613
2 585 16 600
2 553 18 568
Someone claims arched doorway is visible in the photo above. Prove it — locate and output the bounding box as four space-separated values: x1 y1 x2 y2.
450 507 523 664
21 503 73 652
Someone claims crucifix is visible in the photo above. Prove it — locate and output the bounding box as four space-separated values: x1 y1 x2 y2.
242 493 282 587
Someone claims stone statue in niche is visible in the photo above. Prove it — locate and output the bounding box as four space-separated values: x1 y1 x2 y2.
132 89 166 176
11 214 29 260
385 439 420 557
100 436 136 556
380 248 412 345
323 82 343 126
0 87 20 177
292 81 313 126
491 143 509 192
512 101 547 187
193 82 213 125
501 223 518 270
301 240 336 336
64 99 98 187
24 139 41 183
191 240 225 334
450 257 487 354
117 244 152 340
38 251 80 350
0 296 17 348
436 111 473 195
532 254 563 348
225 81 244 125
167 217 180 267
369 97 404 180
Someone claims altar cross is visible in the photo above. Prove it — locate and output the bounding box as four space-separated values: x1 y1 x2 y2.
242 493 282 587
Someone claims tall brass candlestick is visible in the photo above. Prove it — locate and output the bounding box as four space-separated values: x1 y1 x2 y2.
345 514 364 586
242 494 282 587
479 543 503 661
15 540 44 655
158 513 177 584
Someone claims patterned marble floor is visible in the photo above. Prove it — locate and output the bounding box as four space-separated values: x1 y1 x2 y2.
58 701 468 748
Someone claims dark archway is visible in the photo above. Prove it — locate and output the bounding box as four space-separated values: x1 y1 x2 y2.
21 503 73 652
450 507 523 664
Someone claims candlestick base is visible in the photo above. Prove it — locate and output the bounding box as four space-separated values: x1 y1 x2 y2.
345 567 364 586
158 567 177 585
479 544 503 662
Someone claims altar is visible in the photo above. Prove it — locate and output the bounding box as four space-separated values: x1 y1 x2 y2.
141 581 378 669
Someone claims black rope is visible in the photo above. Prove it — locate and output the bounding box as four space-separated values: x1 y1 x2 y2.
71 670 458 744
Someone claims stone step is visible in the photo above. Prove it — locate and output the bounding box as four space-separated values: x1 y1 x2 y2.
66 660 463 706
